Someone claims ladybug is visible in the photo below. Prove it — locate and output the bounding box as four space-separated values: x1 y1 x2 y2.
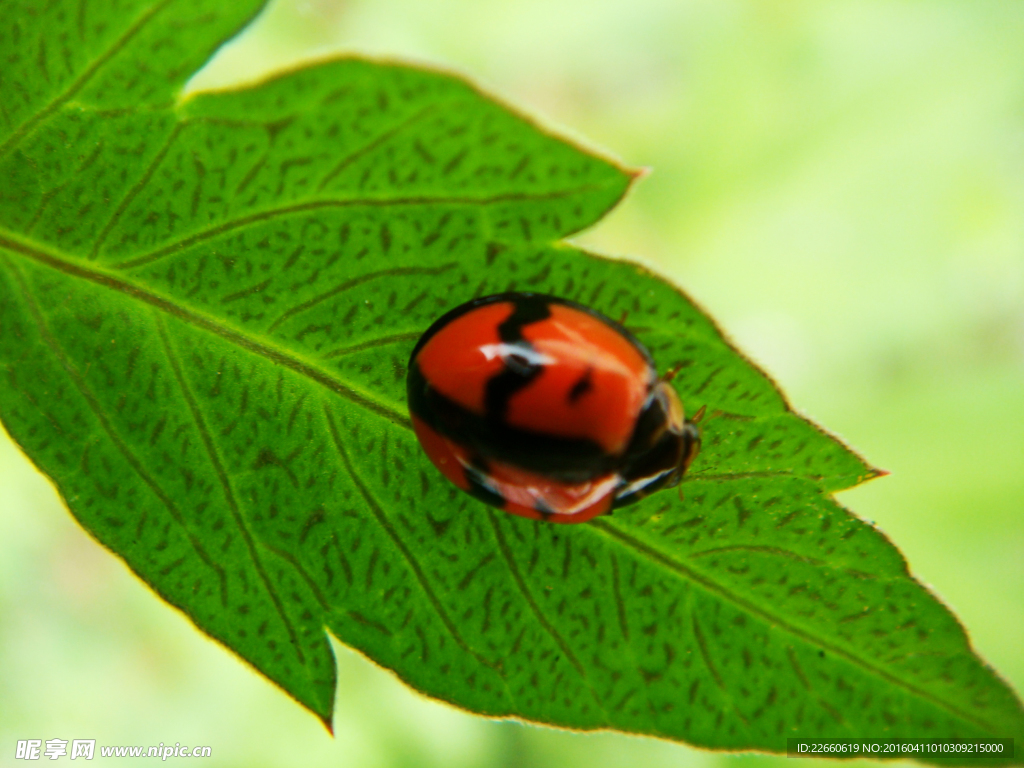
406 292 702 523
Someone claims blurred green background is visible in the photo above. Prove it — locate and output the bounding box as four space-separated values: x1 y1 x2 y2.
2 0 1022 765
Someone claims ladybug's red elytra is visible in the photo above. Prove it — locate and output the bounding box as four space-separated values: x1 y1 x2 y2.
407 292 702 523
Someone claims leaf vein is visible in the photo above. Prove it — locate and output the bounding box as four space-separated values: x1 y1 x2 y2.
323 406 505 678
684 470 797 483
260 542 331 612
316 103 439 192
690 544 822 564
157 313 307 665
692 609 751 727
589 518 998 733
692 611 724 690
607 551 665 732
0 0 176 163
111 185 617 271
322 331 424 360
485 510 609 724
267 264 456 335
3 256 229 608
88 122 186 260
787 646 846 726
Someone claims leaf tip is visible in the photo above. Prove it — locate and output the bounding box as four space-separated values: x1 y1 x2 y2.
318 712 335 736
630 165 653 181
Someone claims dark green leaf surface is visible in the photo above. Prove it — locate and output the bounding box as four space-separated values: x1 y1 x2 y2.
1 2 1021 760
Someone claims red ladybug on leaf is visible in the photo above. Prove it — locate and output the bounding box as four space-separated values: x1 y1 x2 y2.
407 293 702 523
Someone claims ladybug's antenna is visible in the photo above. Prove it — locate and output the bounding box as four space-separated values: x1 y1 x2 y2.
662 362 684 382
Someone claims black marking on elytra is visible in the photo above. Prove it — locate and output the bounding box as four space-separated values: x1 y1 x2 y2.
567 367 593 403
482 344 541 421
409 292 649 368
408 360 614 481
408 292 663 488
483 294 551 420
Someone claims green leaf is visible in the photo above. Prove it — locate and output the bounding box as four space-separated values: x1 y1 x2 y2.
1 1 1021 760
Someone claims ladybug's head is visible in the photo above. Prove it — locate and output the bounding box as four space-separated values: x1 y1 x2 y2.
614 388 704 508
679 404 704 474
656 385 702 476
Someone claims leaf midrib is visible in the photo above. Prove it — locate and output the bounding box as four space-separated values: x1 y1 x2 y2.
589 518 1001 735
0 231 412 427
